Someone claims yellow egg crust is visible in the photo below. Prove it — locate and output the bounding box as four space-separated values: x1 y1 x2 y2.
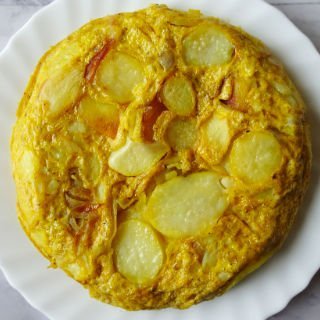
11 5 311 310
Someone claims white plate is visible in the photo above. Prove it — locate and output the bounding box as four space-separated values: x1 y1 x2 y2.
0 0 319 319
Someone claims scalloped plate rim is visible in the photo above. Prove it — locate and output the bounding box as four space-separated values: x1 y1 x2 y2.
0 0 319 320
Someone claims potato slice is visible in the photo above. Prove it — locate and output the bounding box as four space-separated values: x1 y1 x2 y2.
78 96 119 138
96 51 145 104
114 220 164 284
229 131 282 184
166 118 197 150
201 115 231 164
40 68 83 118
161 75 195 116
146 172 228 238
108 139 169 176
183 25 234 67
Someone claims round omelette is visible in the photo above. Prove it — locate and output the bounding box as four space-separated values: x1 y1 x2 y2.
11 5 311 310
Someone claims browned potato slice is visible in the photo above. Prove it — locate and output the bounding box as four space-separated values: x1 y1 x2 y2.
40 68 83 118
229 131 282 184
183 25 234 67
96 51 145 104
78 96 119 138
146 172 228 238
161 75 195 116
166 118 197 150
114 220 164 284
108 139 169 176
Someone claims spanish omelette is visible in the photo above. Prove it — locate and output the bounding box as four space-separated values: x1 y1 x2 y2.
11 5 311 310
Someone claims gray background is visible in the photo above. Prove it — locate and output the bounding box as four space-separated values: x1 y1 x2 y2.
0 0 319 319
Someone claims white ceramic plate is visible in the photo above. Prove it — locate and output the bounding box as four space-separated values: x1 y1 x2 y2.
0 0 319 319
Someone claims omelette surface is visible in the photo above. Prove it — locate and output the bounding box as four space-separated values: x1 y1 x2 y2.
11 5 311 310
